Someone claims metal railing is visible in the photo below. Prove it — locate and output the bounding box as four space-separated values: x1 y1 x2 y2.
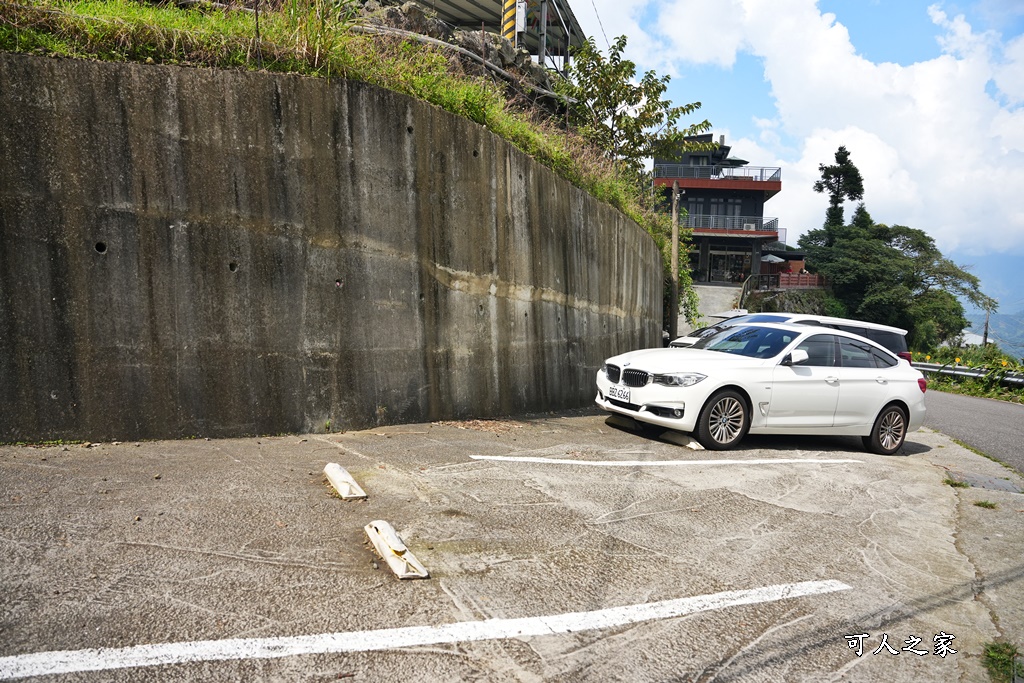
913 363 1024 388
738 273 825 307
685 215 779 232
654 165 782 182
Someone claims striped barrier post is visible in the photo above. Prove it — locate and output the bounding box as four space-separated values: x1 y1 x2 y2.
501 0 516 43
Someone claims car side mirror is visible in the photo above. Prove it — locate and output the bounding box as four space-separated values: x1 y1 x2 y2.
782 349 809 366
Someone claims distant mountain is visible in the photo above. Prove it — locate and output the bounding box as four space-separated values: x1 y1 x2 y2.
966 310 1024 360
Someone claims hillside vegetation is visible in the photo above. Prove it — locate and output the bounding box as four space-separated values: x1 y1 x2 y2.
0 0 688 308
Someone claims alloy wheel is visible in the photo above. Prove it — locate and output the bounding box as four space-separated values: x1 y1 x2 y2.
878 409 906 451
709 396 745 445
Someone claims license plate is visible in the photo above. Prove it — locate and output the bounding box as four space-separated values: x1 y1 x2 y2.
608 385 631 402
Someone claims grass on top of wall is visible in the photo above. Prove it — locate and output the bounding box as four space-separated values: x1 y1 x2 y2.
0 0 658 234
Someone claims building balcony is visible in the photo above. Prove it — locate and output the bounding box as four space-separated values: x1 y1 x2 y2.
654 165 782 199
685 215 778 237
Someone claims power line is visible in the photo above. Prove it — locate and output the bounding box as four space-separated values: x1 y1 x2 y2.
589 0 610 50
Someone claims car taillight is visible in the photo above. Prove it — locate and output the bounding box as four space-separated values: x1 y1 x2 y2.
918 378 927 393
899 351 913 362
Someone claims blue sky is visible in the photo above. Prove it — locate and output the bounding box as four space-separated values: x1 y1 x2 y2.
569 0 1024 317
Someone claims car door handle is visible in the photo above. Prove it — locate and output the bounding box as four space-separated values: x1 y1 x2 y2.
875 377 888 384
825 376 839 384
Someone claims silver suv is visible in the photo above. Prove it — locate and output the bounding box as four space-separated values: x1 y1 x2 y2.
671 313 911 361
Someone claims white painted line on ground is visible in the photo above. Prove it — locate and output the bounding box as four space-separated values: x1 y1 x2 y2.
469 455 864 467
0 580 850 679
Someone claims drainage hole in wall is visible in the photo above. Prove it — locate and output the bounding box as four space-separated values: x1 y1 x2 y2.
473 149 479 157
229 262 239 272
336 279 343 288
407 126 414 134
94 242 107 254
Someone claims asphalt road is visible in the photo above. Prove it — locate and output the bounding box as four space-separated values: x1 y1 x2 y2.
923 390 1024 476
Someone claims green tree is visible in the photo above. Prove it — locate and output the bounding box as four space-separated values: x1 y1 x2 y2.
812 145 864 231
800 200 996 348
555 34 712 326
556 35 711 183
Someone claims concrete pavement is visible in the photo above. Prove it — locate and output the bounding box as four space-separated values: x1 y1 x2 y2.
1 410 1022 681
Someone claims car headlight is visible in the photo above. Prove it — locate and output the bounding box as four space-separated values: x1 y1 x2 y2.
652 372 706 387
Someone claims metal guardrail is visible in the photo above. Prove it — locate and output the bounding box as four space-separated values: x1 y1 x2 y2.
913 362 1024 388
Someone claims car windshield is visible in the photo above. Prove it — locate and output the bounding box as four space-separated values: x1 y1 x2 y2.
691 325 796 358
693 324 728 338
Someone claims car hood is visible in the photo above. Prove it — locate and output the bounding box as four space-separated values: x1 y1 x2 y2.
604 347 770 373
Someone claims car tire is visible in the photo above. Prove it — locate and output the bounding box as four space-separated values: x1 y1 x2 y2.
695 389 749 450
862 404 907 455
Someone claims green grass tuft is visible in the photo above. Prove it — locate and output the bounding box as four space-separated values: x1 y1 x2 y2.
982 641 1023 683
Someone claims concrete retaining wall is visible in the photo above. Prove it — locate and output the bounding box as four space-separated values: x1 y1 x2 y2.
0 53 662 441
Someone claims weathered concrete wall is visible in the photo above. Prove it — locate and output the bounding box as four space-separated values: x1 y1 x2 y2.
0 53 662 442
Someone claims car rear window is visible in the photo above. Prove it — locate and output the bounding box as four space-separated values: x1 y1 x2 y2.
831 325 908 356
742 314 792 323
863 330 908 354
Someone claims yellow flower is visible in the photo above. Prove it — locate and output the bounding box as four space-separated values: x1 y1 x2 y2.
955 357 961 363
1002 360 1008 367
925 355 931 361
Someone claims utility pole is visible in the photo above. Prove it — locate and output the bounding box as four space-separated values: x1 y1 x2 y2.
670 180 679 341
983 307 990 346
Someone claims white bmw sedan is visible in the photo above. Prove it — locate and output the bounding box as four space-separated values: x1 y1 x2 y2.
595 323 927 454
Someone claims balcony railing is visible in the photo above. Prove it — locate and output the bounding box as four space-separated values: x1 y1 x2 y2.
740 273 826 306
655 165 782 182
685 215 779 232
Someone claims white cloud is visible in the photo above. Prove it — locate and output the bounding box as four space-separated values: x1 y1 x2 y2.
993 33 1024 103
653 0 746 68
574 0 1024 257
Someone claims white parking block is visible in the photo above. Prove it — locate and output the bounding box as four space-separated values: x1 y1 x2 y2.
323 463 367 500
364 520 429 580
659 431 705 449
